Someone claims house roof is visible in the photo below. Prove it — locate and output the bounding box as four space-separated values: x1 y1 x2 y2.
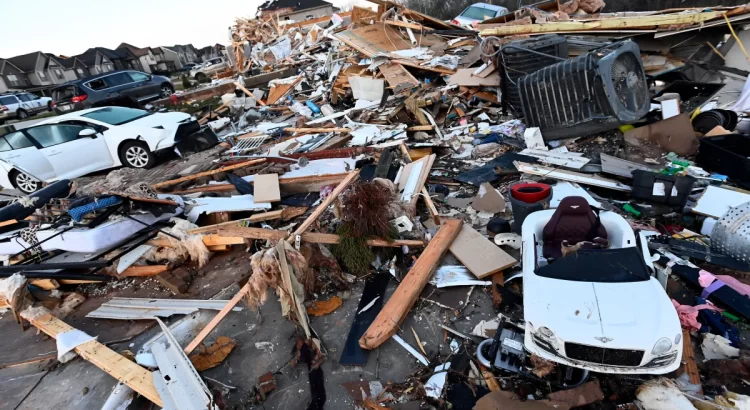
85 47 133 61
117 43 151 57
44 53 76 69
75 50 99 66
166 44 199 53
7 51 42 72
257 0 332 12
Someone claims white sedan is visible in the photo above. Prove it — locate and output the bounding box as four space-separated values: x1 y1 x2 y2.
0 107 199 193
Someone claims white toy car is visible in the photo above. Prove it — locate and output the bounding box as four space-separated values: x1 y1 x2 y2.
0 106 211 193
521 197 682 374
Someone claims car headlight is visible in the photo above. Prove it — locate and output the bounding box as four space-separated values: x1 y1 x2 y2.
652 338 673 355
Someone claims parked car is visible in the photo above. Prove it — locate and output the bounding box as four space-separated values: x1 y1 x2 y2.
451 3 509 26
0 93 54 124
189 57 229 81
520 198 682 374
50 70 174 115
0 106 215 194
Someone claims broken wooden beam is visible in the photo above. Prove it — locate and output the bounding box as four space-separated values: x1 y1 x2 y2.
479 11 725 36
202 235 246 247
151 159 266 190
384 19 426 30
406 125 434 131
300 232 425 247
186 210 285 235
287 170 360 242
359 219 463 349
24 310 163 406
171 172 349 195
282 127 351 133
184 282 251 355
119 265 169 277
214 228 424 247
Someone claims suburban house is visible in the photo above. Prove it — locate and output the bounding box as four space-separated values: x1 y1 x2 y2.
0 58 30 93
117 43 158 73
74 49 115 76
199 44 227 62
7 52 69 88
82 47 142 72
257 0 337 21
164 44 201 67
152 47 180 73
45 54 85 82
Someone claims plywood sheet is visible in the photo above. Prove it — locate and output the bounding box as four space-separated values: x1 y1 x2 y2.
379 62 420 92
623 113 697 156
448 68 501 87
334 24 444 57
254 174 281 203
449 224 517 279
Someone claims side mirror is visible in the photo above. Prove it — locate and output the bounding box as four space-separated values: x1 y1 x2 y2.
79 128 97 138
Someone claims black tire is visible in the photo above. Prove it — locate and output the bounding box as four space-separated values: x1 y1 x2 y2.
47 102 54 112
10 170 39 194
160 83 174 98
119 141 156 169
16 109 28 120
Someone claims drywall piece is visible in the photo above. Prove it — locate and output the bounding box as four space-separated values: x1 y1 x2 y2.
515 162 632 191
550 182 602 208
448 68 501 86
392 334 429 365
117 245 153 274
430 265 491 288
471 183 506 214
623 113 697 156
523 128 546 150
151 318 217 410
661 99 680 119
253 174 281 203
186 195 271 223
599 153 654 178
349 76 385 101
86 298 243 320
397 154 435 204
360 220 463 350
693 185 750 218
449 224 517 279
519 149 590 169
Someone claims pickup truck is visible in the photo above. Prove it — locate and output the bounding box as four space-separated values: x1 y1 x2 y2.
189 57 230 81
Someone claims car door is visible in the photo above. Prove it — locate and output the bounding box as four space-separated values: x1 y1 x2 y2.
16 94 38 114
127 71 160 102
24 124 115 180
103 72 138 103
0 131 56 181
23 94 44 113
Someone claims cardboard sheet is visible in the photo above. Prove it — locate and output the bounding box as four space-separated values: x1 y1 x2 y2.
449 224 517 279
254 174 281 203
623 113 697 156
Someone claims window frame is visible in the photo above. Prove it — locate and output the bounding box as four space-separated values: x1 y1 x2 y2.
4 131 36 150
37 70 48 80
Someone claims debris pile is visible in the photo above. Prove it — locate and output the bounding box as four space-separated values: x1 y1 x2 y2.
6 1 750 409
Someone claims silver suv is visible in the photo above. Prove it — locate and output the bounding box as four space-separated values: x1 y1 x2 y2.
0 93 54 124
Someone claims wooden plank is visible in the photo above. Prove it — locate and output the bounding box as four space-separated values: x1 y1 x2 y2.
283 127 351 133
450 225 517 279
281 206 308 221
406 125 433 131
184 283 251 355
186 210 284 235
29 279 59 290
300 232 425 247
254 174 281 203
202 235 246 246
379 62 420 92
207 245 231 252
26 312 162 406
384 20 426 30
58 280 100 285
286 171 360 242
681 328 702 392
171 173 350 195
151 159 265 190
359 220 463 350
119 265 169 277
215 227 289 242
479 11 725 35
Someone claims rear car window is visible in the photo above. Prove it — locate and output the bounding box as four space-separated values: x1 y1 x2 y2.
4 131 35 149
86 78 108 90
26 125 84 148
82 107 151 125
0 138 12 152
0 96 17 105
53 86 79 102
461 6 497 20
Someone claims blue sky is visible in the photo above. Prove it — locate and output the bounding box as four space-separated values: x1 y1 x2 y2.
1 0 357 58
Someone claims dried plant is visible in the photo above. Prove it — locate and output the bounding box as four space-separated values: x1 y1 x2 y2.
341 180 396 238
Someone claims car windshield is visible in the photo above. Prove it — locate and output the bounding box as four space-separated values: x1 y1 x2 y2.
460 6 497 20
535 247 651 283
82 107 152 125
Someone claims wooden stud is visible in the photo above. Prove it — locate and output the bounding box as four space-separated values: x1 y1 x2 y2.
202 235 247 247
286 170 360 242
58 279 100 285
151 159 266 190
207 245 231 252
29 279 60 290
171 172 350 195
384 19 425 30
281 206 308 221
186 210 284 235
406 125 433 131
359 220 463 349
184 283 252 355
119 265 169 277
283 127 351 133
213 228 425 247
26 312 163 406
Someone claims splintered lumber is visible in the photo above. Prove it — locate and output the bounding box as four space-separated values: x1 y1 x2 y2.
384 20 426 30
25 311 163 406
286 170 360 242
185 282 252 355
359 220 463 349
682 329 702 392
186 210 284 234
300 232 425 247
119 265 169 277
283 127 352 133
171 172 349 195
30 279 59 290
202 235 246 247
152 159 266 190
379 62 420 91
479 11 725 35
214 227 424 247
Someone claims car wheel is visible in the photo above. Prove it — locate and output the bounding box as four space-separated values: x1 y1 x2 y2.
160 85 174 98
11 170 39 194
119 141 156 169
47 102 54 112
16 109 28 120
